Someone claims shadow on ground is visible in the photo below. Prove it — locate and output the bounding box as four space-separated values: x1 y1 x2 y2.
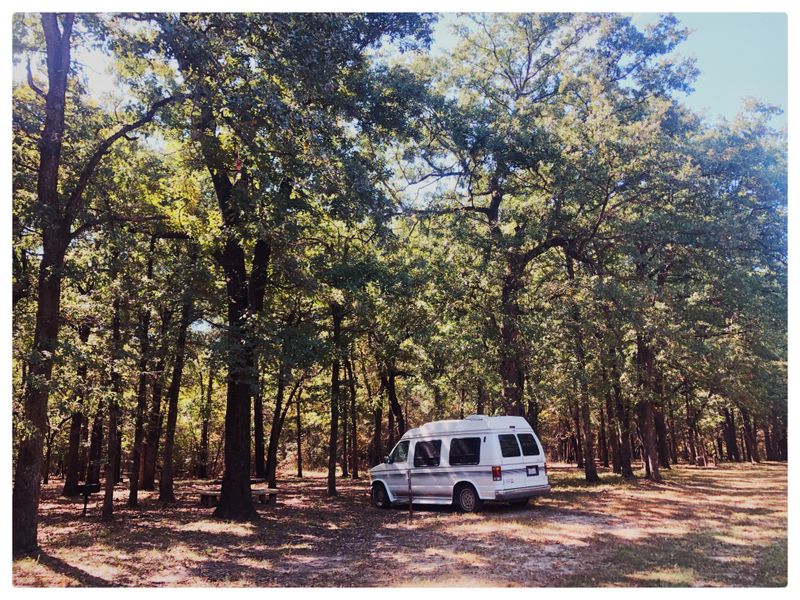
12 462 788 587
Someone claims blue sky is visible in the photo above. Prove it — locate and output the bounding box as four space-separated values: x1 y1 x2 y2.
638 13 787 126
431 12 788 127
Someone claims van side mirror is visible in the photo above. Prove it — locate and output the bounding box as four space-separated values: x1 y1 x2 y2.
383 455 391 464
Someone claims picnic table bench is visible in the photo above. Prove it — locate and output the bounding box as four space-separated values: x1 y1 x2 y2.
199 484 278 508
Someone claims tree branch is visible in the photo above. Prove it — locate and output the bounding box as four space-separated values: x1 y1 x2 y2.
26 58 47 99
64 93 189 220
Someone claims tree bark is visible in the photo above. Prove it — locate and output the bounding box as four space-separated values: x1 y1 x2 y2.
197 363 214 478
328 302 344 497
346 356 359 479
386 369 405 438
159 295 193 503
128 238 156 507
62 321 91 496
253 371 266 479
340 365 349 477
499 253 526 416
265 364 287 489
86 400 104 486
141 309 173 489
295 390 303 478
741 407 759 463
78 407 89 481
722 407 740 461
763 421 775 461
102 286 124 522
653 406 671 469
636 335 662 482
599 400 609 468
12 12 74 555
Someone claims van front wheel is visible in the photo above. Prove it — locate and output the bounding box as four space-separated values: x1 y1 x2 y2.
455 484 482 513
372 483 390 509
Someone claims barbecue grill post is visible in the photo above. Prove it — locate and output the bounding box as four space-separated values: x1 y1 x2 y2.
82 492 89 517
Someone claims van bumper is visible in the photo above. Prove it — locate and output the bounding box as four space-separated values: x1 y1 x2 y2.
494 484 551 501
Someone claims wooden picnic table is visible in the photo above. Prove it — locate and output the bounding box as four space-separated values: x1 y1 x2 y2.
199 484 278 508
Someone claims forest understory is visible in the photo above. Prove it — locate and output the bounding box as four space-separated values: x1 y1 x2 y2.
13 462 787 588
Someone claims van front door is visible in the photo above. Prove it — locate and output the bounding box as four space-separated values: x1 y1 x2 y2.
384 440 410 499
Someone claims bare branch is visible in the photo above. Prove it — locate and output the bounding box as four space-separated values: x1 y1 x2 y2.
26 58 47 99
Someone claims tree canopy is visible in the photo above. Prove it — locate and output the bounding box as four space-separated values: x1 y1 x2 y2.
12 12 786 556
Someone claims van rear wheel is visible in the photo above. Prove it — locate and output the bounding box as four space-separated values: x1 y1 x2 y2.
372 482 390 509
455 484 482 513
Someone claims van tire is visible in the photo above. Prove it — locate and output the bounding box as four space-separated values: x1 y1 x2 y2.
454 483 482 513
371 482 390 508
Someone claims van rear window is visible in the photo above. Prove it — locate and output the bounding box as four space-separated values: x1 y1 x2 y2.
414 440 442 467
449 437 481 465
498 434 521 457
517 433 541 456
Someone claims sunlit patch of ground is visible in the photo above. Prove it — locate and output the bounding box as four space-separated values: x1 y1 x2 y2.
12 463 787 587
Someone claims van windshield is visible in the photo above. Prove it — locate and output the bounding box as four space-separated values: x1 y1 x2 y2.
390 441 409 463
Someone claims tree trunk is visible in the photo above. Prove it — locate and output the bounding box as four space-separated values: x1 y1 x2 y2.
265 364 287 489
763 421 775 461
387 370 405 437
741 407 759 463
253 371 266 479
197 364 214 479
602 372 620 474
328 302 344 497
723 407 740 461
295 390 303 478
12 12 75 556
141 309 173 490
636 335 662 482
340 367 349 477
387 394 395 451
653 406 671 469
128 240 155 506
346 357 359 479
599 400 609 468
499 253 526 416
159 296 192 503
609 348 634 478
667 396 679 465
113 429 122 484
78 413 89 482
63 322 91 496
102 288 124 522
362 359 381 467
86 400 104 486
476 380 486 415
684 390 697 465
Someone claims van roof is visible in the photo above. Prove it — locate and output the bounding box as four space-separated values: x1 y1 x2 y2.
402 415 533 439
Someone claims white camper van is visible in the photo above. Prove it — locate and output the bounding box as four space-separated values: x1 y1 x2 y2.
369 415 550 512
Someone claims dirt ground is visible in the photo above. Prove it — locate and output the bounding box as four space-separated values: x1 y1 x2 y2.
12 462 787 587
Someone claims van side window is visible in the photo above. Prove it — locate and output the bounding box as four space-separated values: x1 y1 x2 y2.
498 434 521 457
413 440 442 467
449 437 481 465
390 441 409 464
517 433 541 456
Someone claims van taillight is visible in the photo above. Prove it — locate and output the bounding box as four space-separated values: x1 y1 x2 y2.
544 462 548 475
492 466 502 481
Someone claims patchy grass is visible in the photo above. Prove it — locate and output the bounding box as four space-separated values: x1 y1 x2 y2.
12 462 787 587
